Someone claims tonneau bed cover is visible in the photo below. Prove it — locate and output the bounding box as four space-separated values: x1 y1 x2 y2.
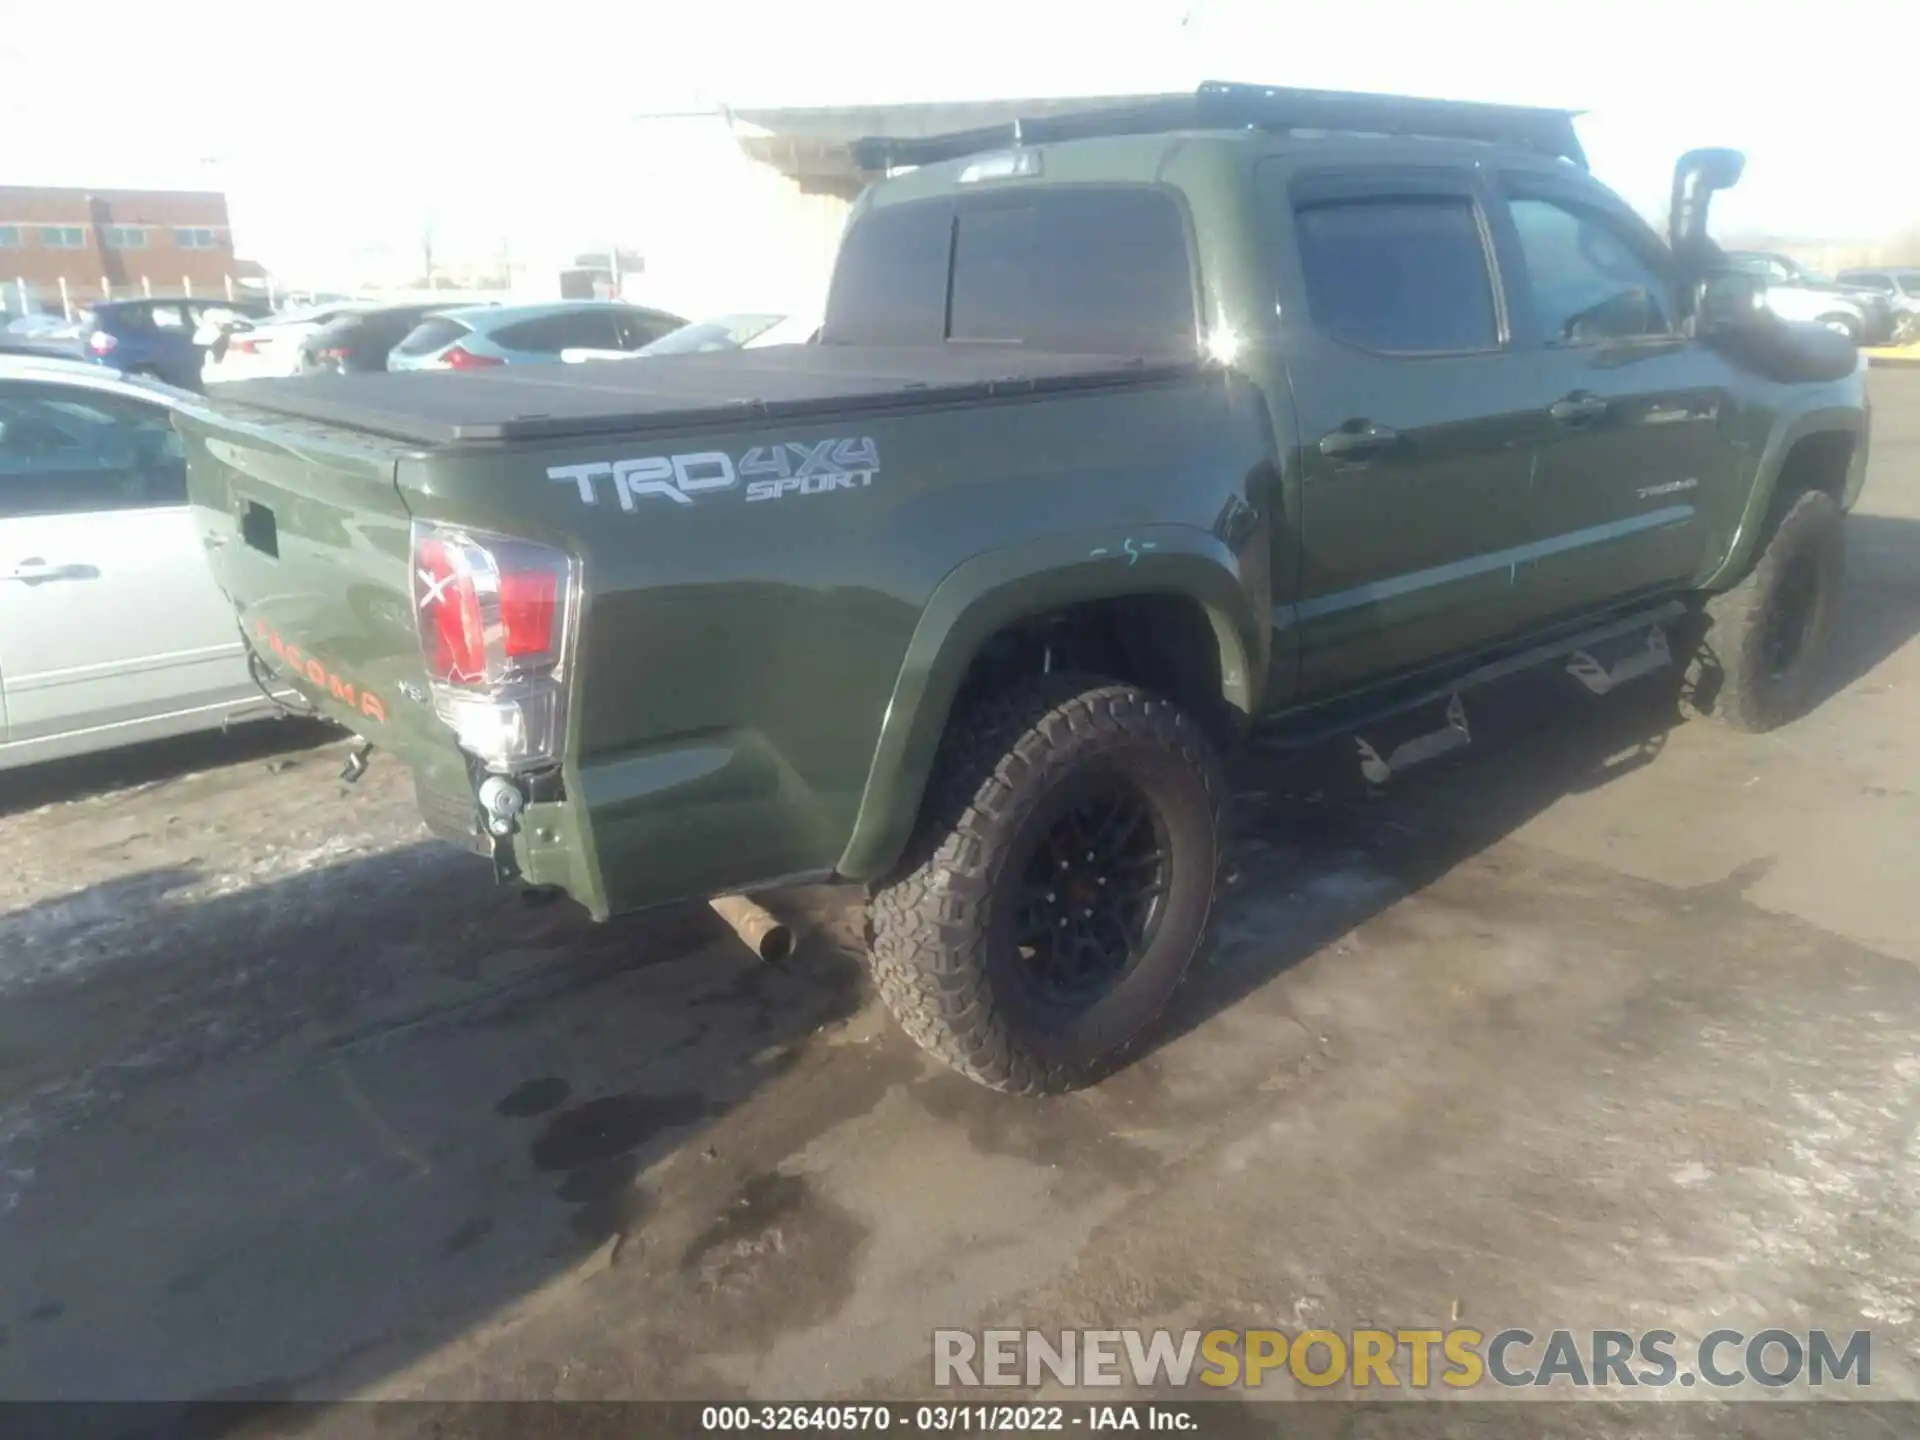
210 345 1193 447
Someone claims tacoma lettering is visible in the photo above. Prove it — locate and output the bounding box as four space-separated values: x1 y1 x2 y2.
252 620 388 723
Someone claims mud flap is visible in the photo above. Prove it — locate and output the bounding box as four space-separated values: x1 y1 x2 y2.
1355 694 1471 785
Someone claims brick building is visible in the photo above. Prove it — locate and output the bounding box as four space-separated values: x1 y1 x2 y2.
1 185 256 314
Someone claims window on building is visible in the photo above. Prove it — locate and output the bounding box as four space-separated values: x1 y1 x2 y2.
101 225 148 249
174 228 222 250
0 226 19 248
39 226 86 249
1292 197 1499 353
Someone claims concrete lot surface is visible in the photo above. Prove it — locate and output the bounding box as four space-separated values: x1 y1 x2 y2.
0 375 1916 1431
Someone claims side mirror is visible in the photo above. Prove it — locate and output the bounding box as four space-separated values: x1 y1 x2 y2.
1696 269 1769 333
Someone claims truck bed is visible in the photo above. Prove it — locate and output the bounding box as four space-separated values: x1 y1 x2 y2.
212 345 1193 447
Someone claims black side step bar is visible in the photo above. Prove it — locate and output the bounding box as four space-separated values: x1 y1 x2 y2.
1257 600 1687 781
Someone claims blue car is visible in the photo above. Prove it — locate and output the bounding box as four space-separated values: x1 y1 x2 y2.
78 297 271 390
385 300 685 371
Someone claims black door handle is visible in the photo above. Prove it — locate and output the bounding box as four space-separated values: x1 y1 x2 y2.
1318 421 1401 459
1550 393 1609 424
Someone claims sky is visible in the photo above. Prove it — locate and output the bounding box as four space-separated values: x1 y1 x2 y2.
4 0 1915 281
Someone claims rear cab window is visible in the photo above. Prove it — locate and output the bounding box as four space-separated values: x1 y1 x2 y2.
823 185 1199 356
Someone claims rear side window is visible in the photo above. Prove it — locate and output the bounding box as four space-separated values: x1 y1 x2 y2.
1293 197 1498 353
394 317 471 356
494 310 623 353
822 200 954 346
949 189 1195 353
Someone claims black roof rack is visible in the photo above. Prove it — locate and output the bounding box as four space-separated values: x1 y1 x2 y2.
853 80 1588 172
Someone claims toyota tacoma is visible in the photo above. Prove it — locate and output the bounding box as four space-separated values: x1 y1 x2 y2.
176 83 1869 1094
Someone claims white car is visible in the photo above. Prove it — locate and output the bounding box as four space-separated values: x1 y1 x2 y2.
201 301 380 384
560 309 821 363
0 355 287 769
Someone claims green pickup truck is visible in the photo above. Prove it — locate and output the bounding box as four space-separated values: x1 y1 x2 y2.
178 84 1869 1094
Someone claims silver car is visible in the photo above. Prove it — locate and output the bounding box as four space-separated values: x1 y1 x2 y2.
0 355 284 769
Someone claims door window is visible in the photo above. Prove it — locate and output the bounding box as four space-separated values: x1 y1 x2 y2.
1504 196 1672 346
1292 196 1500 353
0 382 186 517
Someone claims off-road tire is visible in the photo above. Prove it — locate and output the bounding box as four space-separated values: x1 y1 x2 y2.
1687 489 1845 732
866 674 1226 1095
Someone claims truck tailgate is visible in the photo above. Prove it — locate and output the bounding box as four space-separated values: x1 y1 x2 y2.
175 402 481 844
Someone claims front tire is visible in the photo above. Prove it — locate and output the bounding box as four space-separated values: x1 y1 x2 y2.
1687 490 1845 732
866 674 1225 1094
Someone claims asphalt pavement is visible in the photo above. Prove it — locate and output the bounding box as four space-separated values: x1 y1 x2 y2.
0 373 1916 1429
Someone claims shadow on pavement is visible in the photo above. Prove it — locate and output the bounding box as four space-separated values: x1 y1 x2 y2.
0 505 1912 1414
1156 507 1920 1051
0 717 340 820
0 826 870 1407
1817 512 1920 700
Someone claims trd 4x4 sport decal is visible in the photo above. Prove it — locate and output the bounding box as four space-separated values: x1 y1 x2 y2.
546 438 880 510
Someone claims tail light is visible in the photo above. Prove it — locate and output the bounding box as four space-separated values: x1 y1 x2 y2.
441 344 504 370
314 346 350 368
229 337 260 355
410 520 575 773
88 330 117 355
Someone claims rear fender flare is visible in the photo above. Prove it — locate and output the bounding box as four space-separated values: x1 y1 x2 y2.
836 524 1261 882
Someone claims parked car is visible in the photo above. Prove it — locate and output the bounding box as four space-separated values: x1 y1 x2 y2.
5 312 81 341
1750 281 1868 340
386 301 686 372
1834 268 1920 345
203 301 383 384
1726 251 1895 344
295 303 468 374
178 85 1867 1095
0 336 84 361
74 297 273 390
0 354 288 769
561 310 820 363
